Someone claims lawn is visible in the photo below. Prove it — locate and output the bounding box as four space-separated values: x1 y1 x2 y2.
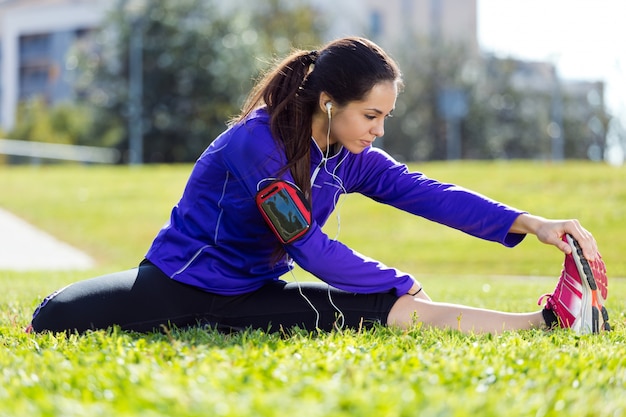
1 161 625 416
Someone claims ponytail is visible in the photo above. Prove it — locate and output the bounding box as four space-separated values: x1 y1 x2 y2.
233 50 319 201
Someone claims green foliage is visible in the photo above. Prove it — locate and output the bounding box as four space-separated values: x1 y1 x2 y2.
384 39 611 161
6 2 608 164
1 161 626 416
9 98 93 145
74 0 324 162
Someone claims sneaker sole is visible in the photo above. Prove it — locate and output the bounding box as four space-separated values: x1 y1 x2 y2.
567 234 610 333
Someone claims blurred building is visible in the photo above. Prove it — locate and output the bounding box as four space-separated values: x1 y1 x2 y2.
313 0 478 53
0 0 111 131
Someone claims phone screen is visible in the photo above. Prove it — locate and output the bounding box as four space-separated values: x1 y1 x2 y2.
260 188 309 242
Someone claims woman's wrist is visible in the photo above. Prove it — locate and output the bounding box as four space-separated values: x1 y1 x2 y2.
509 213 545 235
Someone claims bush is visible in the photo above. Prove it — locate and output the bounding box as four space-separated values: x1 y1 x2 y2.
9 98 93 146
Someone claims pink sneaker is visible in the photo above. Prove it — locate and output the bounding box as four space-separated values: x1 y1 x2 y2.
538 234 610 334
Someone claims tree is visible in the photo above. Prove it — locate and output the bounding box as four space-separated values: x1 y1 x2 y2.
10 98 93 146
382 39 610 162
74 0 324 163
383 37 478 161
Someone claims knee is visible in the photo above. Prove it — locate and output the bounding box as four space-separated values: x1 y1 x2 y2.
387 295 435 329
29 285 77 333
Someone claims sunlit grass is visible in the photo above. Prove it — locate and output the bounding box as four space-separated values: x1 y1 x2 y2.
2 320 626 417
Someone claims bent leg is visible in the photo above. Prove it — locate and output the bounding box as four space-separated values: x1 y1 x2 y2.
387 295 546 334
30 261 223 333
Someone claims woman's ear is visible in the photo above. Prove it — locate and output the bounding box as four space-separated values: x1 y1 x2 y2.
318 92 334 114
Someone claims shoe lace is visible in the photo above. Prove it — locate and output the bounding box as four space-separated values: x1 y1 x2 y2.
537 293 552 307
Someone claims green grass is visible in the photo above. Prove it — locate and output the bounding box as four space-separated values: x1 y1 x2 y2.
3 326 626 417
1 161 626 416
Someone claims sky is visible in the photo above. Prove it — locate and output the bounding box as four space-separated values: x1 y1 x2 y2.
477 0 625 130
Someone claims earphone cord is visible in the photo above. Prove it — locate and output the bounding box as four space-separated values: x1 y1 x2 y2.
324 105 345 329
290 103 346 332
290 269 320 330
325 106 332 160
323 107 347 240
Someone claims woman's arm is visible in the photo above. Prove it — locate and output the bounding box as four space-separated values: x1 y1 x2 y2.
510 213 598 261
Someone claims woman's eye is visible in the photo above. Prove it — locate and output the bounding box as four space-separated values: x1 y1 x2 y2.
365 115 376 120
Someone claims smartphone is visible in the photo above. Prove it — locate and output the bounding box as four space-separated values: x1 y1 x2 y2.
256 180 311 244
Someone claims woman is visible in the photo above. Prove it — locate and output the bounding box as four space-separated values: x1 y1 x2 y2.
29 37 609 335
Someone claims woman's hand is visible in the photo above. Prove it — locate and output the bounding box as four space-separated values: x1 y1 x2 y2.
510 214 598 261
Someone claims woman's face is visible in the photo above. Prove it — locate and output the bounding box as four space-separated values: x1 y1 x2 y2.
328 81 398 154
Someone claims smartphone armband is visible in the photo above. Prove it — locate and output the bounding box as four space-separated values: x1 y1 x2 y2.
256 180 312 244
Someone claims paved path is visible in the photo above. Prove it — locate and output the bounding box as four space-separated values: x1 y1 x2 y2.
0 207 94 271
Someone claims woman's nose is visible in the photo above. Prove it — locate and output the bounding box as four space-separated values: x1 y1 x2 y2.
372 121 385 138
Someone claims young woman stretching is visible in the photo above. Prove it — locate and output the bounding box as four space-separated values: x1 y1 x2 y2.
29 37 609 335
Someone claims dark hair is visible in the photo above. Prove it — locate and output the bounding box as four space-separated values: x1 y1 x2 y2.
233 37 403 201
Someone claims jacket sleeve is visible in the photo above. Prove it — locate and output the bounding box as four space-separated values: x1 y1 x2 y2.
286 150 526 296
344 147 526 248
285 226 415 296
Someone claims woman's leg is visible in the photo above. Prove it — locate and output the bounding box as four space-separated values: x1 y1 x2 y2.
30 260 230 333
387 293 546 334
31 263 545 335
210 281 399 333
30 262 399 334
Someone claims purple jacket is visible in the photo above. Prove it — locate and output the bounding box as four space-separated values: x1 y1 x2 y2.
146 108 525 296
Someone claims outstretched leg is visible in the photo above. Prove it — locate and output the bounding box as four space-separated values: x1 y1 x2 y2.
387 293 545 334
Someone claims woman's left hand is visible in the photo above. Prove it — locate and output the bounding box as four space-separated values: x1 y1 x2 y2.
511 214 598 261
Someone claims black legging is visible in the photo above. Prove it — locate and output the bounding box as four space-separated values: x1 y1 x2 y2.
30 260 399 334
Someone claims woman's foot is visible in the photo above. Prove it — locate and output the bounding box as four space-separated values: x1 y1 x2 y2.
538 234 610 334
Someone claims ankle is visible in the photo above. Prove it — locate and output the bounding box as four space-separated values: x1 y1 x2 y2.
542 308 559 329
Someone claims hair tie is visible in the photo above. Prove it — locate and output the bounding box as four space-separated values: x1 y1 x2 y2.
305 50 319 65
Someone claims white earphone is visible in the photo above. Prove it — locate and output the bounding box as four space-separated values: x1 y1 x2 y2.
325 102 332 116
